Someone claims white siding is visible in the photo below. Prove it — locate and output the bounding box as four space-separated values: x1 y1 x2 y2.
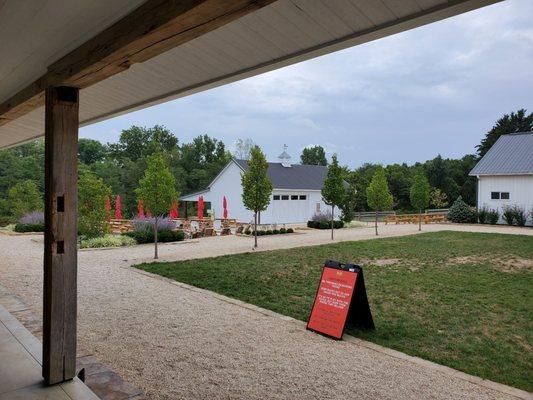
180 161 342 224
261 190 341 225
182 162 253 223
477 175 533 225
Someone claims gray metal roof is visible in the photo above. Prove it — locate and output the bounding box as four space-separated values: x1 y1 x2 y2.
235 159 328 190
469 133 533 176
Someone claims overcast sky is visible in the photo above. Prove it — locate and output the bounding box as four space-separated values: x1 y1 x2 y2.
80 0 533 168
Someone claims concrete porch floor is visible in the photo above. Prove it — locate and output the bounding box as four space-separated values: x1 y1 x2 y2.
0 303 99 400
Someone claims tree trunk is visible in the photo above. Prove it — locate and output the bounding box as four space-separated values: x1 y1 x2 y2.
375 210 378 236
419 209 422 231
254 212 258 248
331 205 334 240
154 217 159 259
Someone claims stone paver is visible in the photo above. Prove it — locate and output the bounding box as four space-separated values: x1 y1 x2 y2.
0 303 99 400
0 224 531 400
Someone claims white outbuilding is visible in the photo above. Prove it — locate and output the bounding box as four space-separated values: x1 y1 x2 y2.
180 151 341 225
469 132 533 225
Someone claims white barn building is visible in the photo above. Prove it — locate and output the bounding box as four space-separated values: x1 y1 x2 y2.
181 151 341 225
469 132 533 225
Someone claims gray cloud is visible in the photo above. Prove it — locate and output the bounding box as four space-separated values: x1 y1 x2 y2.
81 0 533 168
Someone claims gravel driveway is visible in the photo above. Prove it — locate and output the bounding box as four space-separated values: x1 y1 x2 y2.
0 224 530 400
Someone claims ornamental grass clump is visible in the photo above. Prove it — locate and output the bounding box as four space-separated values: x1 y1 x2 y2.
502 206 515 226
477 207 489 224
502 205 527 227
513 206 527 227
80 234 136 249
487 209 499 225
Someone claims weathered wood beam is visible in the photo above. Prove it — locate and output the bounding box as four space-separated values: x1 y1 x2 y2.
0 0 275 126
43 86 79 385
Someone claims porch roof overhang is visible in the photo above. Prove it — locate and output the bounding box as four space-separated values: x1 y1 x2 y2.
0 0 501 149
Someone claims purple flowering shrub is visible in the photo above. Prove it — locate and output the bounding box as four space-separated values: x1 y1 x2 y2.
311 211 333 223
132 216 176 232
14 211 45 232
19 211 44 225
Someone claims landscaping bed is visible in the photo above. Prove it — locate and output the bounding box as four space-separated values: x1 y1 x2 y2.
135 231 533 391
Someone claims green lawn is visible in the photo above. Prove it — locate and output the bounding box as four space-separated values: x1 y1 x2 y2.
135 231 533 391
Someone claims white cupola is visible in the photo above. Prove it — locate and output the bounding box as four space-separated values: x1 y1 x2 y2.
278 145 292 167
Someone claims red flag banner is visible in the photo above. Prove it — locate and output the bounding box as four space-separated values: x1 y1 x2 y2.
114 195 122 220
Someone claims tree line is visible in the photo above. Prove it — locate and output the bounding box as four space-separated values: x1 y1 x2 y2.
0 109 531 227
0 126 231 224
302 109 532 216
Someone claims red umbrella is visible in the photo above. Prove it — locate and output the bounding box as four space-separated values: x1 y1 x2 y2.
197 196 204 220
114 195 122 220
170 200 179 219
137 198 145 219
223 196 228 219
104 195 111 222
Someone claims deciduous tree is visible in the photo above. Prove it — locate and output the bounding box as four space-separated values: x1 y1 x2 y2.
321 155 345 240
429 188 448 209
233 138 255 160
410 171 430 231
366 166 393 235
241 146 272 248
8 180 42 219
301 145 327 166
476 109 533 158
136 153 178 259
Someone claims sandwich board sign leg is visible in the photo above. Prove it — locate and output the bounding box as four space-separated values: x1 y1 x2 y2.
306 260 374 340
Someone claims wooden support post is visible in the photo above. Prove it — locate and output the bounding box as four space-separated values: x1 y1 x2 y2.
43 86 79 385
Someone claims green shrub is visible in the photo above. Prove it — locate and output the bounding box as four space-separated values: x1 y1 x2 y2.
273 229 280 234
8 180 42 219
14 222 44 232
487 209 499 225
307 220 344 229
244 228 251 235
80 234 136 249
266 230 273 235
447 196 476 223
286 228 294 233
514 206 527 227
477 207 489 224
502 206 515 225
279 228 287 234
0 216 14 227
78 173 111 238
500 205 528 226
125 229 184 244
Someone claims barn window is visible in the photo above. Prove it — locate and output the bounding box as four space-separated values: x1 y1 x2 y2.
299 195 307 200
291 195 298 200
316 203 321 212
500 192 510 200
491 192 500 200
273 195 280 200
281 195 289 200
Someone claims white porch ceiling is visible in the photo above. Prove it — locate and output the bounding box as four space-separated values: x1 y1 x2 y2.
0 0 501 148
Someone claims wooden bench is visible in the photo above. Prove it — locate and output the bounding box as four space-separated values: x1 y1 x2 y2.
384 215 397 225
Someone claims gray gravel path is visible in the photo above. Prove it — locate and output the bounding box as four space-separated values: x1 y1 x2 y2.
0 224 530 399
